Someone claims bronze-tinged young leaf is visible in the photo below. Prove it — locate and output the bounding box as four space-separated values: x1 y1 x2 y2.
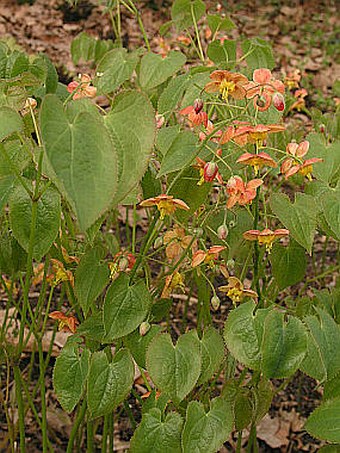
130 408 183 453
146 330 201 404
87 349 134 419
53 336 90 413
40 94 118 231
305 397 340 443
182 397 233 453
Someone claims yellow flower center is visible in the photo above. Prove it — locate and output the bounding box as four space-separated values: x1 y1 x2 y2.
249 131 268 148
299 164 313 180
227 287 244 303
219 80 236 100
258 234 275 252
157 200 176 219
171 272 185 291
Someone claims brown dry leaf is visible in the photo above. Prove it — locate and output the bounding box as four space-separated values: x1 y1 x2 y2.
256 413 290 449
46 406 72 437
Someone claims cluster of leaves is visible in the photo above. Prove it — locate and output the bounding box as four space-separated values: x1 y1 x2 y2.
0 0 340 451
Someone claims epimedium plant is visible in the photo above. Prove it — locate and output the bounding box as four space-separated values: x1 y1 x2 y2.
0 0 340 452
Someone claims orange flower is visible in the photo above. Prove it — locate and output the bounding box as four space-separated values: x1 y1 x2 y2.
237 152 277 174
205 70 249 101
164 226 197 263
161 272 185 298
288 88 308 112
49 311 79 334
47 259 74 287
226 176 263 209
220 122 285 148
284 69 301 90
108 251 136 280
67 74 97 100
280 140 322 180
243 228 290 252
219 276 258 305
180 99 208 127
198 120 222 143
192 245 225 268
140 194 190 220
245 68 285 112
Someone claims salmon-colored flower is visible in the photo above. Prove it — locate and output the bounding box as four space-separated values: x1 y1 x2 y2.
108 251 136 280
205 70 249 101
198 120 223 143
284 69 301 90
237 152 277 174
219 276 258 305
192 245 225 268
194 157 223 185
140 194 190 220
67 74 97 100
1 275 19 296
161 272 185 298
226 176 263 209
288 88 308 112
49 311 79 334
220 122 285 148
243 228 290 252
280 140 322 180
163 225 197 263
180 99 208 127
47 259 74 287
245 68 285 112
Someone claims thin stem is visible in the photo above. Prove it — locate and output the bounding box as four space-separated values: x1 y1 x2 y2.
38 340 48 452
66 399 87 453
191 4 204 62
13 366 25 453
87 419 94 453
252 186 262 305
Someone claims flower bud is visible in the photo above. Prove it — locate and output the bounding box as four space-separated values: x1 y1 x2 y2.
217 224 229 240
193 227 204 238
118 256 129 272
273 92 285 112
319 123 326 134
156 114 165 129
193 98 204 114
226 259 235 271
211 295 220 311
203 162 218 182
153 236 163 249
139 321 150 336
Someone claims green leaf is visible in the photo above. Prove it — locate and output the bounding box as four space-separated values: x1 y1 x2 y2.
124 325 162 369
307 132 340 184
9 184 61 261
241 38 275 70
75 246 109 316
96 48 139 94
182 397 233 453
198 327 225 385
158 74 189 115
207 14 235 35
77 311 105 342
146 330 201 404
0 229 27 274
53 336 90 413
300 308 340 382
305 397 340 442
130 408 183 453
103 274 151 342
324 373 340 400
71 32 96 65
270 192 317 253
171 0 206 30
156 125 180 156
159 130 198 176
207 40 236 66
271 240 307 290
87 349 134 419
0 106 23 140
104 90 155 205
224 301 262 369
320 189 340 240
261 311 307 378
40 94 118 231
252 378 273 424
139 51 186 90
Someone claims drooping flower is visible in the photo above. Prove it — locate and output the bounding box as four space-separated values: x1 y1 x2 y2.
163 225 197 263
219 276 258 305
191 245 226 268
198 120 223 143
161 272 185 298
194 157 223 185
245 68 285 112
280 140 322 180
236 152 277 174
47 259 74 287
288 88 308 112
49 311 79 334
140 194 190 220
67 74 97 100
180 99 208 127
243 228 290 252
284 69 301 90
108 251 136 280
205 70 249 101
272 92 285 111
226 176 263 209
220 122 285 148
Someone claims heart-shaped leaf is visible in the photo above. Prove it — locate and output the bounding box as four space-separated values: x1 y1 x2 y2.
305 397 340 443
146 330 201 403
87 349 134 419
270 192 317 253
139 51 186 90
182 397 233 453
198 327 225 385
271 241 307 290
130 408 183 453
40 94 118 231
159 130 198 177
